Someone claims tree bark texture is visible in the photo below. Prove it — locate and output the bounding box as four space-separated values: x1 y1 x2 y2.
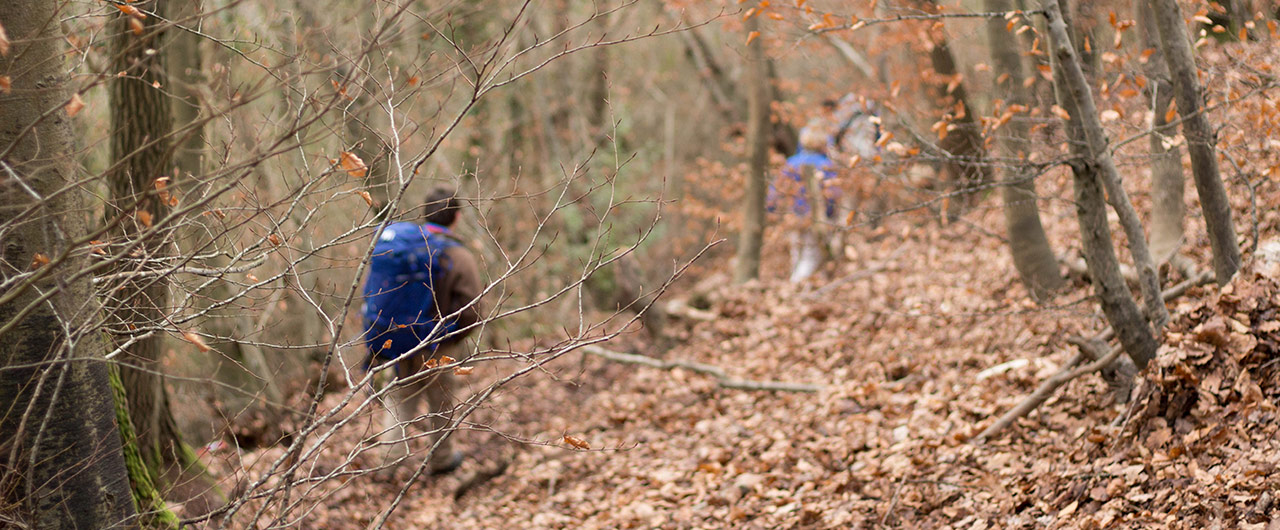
734 15 770 284
106 0 194 498
985 0 1065 300
1138 0 1187 265
1044 0 1161 368
1149 0 1241 285
0 3 137 527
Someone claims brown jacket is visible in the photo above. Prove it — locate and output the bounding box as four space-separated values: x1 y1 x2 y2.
433 238 483 344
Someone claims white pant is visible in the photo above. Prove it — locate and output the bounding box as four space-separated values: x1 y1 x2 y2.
789 231 823 283
376 341 461 471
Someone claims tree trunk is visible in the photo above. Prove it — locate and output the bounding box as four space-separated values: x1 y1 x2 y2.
1150 0 1242 285
1044 0 1161 368
986 0 1065 301
107 0 207 504
922 1 991 220
0 2 137 527
1138 0 1186 265
170 0 205 185
734 15 770 284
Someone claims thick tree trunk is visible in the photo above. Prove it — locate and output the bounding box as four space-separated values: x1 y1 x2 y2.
734 15 770 284
0 3 137 527
986 0 1065 300
1149 0 1241 285
1138 0 1187 264
1044 0 1161 368
106 0 208 505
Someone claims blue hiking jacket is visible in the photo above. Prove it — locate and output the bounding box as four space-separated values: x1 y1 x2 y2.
768 150 838 217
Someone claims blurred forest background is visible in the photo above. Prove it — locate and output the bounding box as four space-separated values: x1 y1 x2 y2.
4 0 1280 527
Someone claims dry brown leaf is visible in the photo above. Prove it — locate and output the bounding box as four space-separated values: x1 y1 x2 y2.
183 331 211 352
564 435 590 450
116 4 146 19
338 151 368 178
66 94 85 117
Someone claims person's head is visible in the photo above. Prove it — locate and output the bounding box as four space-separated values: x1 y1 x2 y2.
799 123 829 153
821 99 838 116
423 187 461 227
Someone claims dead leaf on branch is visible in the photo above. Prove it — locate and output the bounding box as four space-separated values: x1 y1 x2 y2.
337 151 368 178
564 435 591 450
183 331 211 352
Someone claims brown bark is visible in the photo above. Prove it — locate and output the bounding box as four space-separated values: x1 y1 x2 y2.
0 2 137 527
1044 0 1160 368
1057 0 1168 330
986 0 1065 300
1138 0 1187 264
1150 0 1241 285
734 16 769 284
106 0 199 500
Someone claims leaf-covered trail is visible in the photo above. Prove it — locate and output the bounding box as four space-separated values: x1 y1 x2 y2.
204 191 1280 528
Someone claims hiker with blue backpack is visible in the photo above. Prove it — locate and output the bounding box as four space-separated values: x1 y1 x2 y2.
361 187 482 476
769 124 840 283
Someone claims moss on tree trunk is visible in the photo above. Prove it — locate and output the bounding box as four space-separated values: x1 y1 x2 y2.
110 366 179 530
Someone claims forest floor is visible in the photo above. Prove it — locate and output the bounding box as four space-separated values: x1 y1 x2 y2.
201 195 1280 529
197 46 1280 530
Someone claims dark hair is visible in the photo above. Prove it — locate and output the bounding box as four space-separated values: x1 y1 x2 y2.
423 188 461 227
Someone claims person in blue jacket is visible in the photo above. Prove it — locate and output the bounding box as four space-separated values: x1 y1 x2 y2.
362 188 481 477
769 124 839 282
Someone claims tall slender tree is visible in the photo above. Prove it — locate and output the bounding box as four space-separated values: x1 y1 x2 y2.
1044 0 1161 368
919 0 991 220
1150 0 1241 285
986 0 1065 300
734 14 770 284
1137 0 1187 267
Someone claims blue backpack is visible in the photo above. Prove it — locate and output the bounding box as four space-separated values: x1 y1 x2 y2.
361 222 462 362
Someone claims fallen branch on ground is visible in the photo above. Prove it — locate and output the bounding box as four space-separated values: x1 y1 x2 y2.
974 271 1215 442
582 345 824 393
664 299 717 322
